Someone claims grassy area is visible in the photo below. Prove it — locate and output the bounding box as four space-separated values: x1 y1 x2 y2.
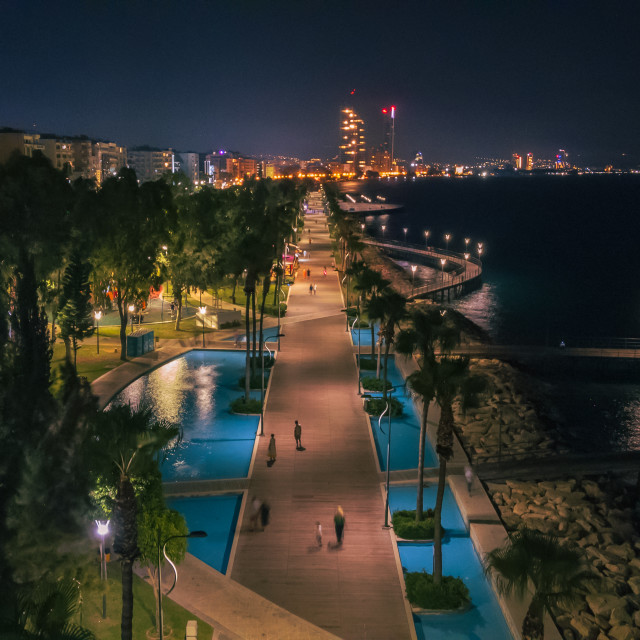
79 562 214 640
52 341 123 386
98 315 217 340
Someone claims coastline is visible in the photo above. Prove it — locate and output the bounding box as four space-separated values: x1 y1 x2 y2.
365 239 640 640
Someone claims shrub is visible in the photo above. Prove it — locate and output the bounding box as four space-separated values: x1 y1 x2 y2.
249 355 275 369
220 320 241 329
237 372 269 389
364 397 403 417
358 357 377 371
263 302 287 316
230 397 262 414
361 376 392 392
392 509 438 540
404 572 470 610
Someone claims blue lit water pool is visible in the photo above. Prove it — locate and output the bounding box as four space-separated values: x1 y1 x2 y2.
389 485 513 640
365 357 438 471
167 494 241 574
351 322 380 347
109 350 259 481
389 485 466 536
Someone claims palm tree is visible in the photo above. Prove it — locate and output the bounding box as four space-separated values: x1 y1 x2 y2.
376 289 407 401
485 527 596 640
2 578 95 639
94 404 180 640
354 265 390 361
432 356 485 584
396 306 460 521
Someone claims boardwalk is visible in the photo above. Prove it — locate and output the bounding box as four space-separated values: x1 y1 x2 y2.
364 239 482 299
231 215 412 639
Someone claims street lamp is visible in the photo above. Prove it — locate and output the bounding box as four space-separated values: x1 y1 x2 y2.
411 265 417 296
381 224 386 239
464 253 470 274
198 306 206 348
403 227 408 243
464 237 470 251
477 243 484 260
158 530 208 640
261 335 283 436
94 310 102 355
360 223 365 235
440 258 446 282
128 304 135 334
96 520 110 618
445 234 451 251
424 229 430 249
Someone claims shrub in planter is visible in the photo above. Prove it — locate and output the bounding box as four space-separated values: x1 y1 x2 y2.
404 572 470 610
249 355 275 369
361 376 392 392
238 373 269 389
392 509 439 540
220 320 241 329
358 357 377 371
364 397 403 417
230 397 262 414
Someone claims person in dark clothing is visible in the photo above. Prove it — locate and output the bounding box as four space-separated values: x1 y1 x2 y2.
334 506 345 545
294 420 302 449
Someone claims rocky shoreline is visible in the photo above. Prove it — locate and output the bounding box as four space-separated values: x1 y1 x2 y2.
368 245 640 638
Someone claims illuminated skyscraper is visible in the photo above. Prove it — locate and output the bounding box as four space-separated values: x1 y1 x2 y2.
513 153 522 169
556 149 568 169
339 108 366 170
526 153 533 171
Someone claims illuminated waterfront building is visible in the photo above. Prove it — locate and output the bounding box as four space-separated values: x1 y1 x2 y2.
177 152 199 183
513 153 522 169
40 136 75 173
526 152 533 171
556 149 568 169
339 107 366 170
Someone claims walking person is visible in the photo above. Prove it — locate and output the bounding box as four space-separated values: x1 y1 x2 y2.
465 464 473 495
267 433 277 465
307 268 311 279
334 506 345 545
249 496 263 531
315 521 323 547
309 284 313 295
260 501 270 529
313 283 317 295
294 420 302 449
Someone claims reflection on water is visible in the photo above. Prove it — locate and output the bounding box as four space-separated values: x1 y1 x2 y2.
108 351 259 481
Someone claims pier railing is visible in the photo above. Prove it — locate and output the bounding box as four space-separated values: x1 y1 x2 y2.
363 239 482 299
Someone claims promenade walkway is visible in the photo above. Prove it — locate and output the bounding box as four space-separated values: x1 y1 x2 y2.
231 215 412 639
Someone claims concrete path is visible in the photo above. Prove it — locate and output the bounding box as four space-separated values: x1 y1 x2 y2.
231 215 413 640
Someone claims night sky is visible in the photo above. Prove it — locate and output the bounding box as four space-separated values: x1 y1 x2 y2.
1 0 639 163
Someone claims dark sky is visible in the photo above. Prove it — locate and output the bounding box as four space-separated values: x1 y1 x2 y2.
1 0 639 163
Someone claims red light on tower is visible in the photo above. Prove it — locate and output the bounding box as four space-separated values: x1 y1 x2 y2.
382 108 388 114
391 105 396 119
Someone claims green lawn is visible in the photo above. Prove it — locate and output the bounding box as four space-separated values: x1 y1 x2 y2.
80 562 213 639
98 315 217 340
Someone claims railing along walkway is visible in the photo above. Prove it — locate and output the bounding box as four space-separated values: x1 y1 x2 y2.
363 239 482 299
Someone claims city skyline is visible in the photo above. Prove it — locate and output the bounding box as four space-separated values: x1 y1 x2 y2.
1 1 639 164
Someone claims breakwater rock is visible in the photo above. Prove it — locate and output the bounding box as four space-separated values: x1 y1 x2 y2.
487 476 640 639
452 359 567 460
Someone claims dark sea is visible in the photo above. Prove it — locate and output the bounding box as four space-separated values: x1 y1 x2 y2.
338 176 640 454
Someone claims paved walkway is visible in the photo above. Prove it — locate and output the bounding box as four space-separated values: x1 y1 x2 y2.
231 215 412 639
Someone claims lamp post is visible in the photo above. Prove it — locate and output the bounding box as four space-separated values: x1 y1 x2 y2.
477 243 484 261
403 227 408 243
351 315 360 394
424 229 430 249
198 306 206 348
381 224 386 239
464 237 470 252
464 253 470 274
440 258 446 282
96 520 110 618
379 391 393 529
261 335 283 436
411 265 417 296
360 223 365 235
445 234 451 251
128 304 135 334
158 530 208 640
94 310 102 355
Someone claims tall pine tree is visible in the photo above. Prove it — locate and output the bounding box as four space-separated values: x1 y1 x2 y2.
58 251 94 371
